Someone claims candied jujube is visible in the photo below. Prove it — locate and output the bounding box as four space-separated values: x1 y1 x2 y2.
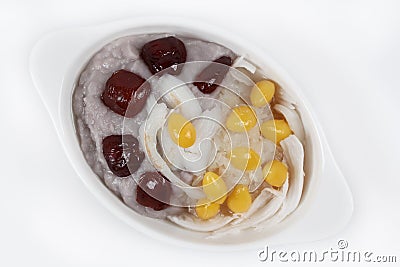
101 69 149 117
140 36 187 75
136 172 172 211
193 56 232 94
102 135 144 177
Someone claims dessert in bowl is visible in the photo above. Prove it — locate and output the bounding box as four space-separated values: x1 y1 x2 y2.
30 18 352 249
73 32 312 237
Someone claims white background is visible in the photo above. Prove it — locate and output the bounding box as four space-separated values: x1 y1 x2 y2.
1 0 399 266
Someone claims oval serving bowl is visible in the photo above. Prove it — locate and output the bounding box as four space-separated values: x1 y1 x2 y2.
30 17 353 251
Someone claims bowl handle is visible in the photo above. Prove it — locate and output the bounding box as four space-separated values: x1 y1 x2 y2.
30 28 98 135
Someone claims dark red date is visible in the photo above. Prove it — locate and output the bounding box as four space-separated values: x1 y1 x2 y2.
193 56 232 94
140 36 187 75
102 135 144 177
101 69 149 117
136 172 171 211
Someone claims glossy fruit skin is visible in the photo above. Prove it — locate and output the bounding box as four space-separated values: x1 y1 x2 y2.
229 147 261 171
261 119 292 144
263 160 288 187
140 36 187 75
202 172 227 204
102 135 144 177
250 80 276 107
101 69 149 117
136 172 172 211
167 113 196 148
193 56 232 94
227 184 252 213
195 199 220 220
226 105 257 132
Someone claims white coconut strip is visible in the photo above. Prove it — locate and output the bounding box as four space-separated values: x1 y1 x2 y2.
227 70 254 88
263 186 285 198
160 106 222 173
274 104 305 143
182 106 222 171
223 56 257 88
255 135 304 230
167 213 236 232
210 178 289 238
159 128 184 167
152 74 202 118
275 88 296 109
192 105 223 139
232 55 257 74
274 135 304 221
139 103 205 200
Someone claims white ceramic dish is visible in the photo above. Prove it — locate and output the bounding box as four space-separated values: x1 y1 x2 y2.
30 17 353 251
